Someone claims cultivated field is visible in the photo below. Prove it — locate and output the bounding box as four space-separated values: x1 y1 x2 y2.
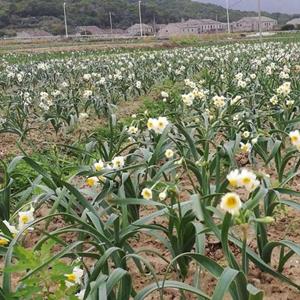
1 39 300 299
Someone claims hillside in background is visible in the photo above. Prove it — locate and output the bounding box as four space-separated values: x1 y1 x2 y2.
195 0 300 15
0 0 296 35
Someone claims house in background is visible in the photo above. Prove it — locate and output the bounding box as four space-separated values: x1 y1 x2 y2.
158 22 182 37
16 29 53 38
75 26 103 36
286 18 300 29
158 19 227 38
232 17 277 32
153 24 166 34
127 24 153 36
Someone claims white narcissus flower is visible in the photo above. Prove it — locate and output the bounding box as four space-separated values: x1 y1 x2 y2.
226 169 240 188
94 160 104 172
159 191 167 201
51 90 61 97
40 92 49 101
83 74 91 81
182 93 194 106
270 95 278 105
136 81 142 89
141 188 152 200
65 266 84 288
277 82 291 96
240 142 252 153
83 90 93 99
61 81 69 88
0 237 9 246
286 100 294 107
155 117 169 134
148 117 169 134
239 169 259 192
39 102 49 111
289 130 300 146
237 80 247 88
235 73 243 80
128 126 138 135
79 113 89 122
161 91 169 98
213 95 226 108
165 149 174 159
112 156 125 169
242 131 250 138
3 220 18 236
147 118 156 130
86 176 99 188
18 207 34 229
220 192 242 215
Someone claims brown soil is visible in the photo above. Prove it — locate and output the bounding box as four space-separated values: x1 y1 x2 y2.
1 98 143 159
2 101 300 299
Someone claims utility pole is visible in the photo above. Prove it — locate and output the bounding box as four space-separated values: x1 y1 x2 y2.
226 0 231 34
109 12 113 35
257 0 263 41
138 1 143 37
63 2 68 38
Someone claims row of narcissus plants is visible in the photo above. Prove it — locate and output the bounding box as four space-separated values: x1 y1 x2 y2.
2 110 300 298
2 41 300 299
1 41 300 137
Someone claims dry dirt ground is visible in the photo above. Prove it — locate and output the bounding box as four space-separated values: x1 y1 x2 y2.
0 38 167 54
1 99 300 299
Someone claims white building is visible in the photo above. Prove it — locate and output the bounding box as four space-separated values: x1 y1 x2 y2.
287 18 300 28
232 17 277 32
75 26 103 36
127 24 153 36
158 19 227 38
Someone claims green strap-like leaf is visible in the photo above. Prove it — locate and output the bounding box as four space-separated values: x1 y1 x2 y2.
247 284 264 300
134 280 210 300
262 240 300 266
211 267 239 300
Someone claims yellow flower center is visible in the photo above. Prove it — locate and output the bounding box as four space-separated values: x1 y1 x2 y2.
66 274 76 282
147 121 154 129
20 215 29 224
229 179 237 187
225 196 238 208
0 238 9 246
95 165 103 172
291 136 298 143
86 178 95 187
242 177 251 185
144 191 151 198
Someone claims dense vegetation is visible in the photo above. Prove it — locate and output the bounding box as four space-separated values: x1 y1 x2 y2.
2 40 300 299
0 0 297 35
